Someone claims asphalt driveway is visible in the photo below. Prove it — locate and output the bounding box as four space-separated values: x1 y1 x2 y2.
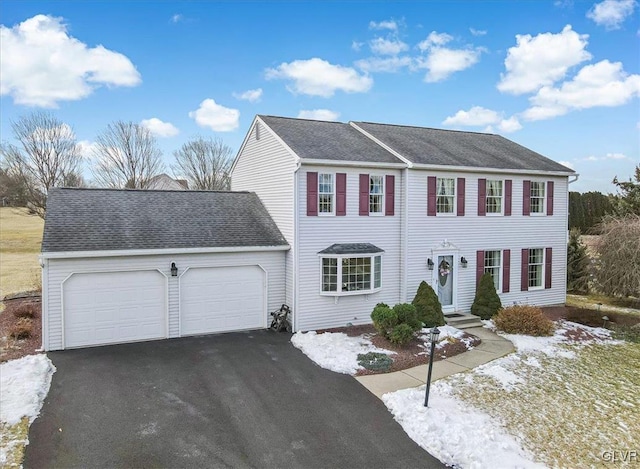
25 330 443 468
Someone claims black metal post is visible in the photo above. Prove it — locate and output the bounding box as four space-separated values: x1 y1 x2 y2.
424 332 438 407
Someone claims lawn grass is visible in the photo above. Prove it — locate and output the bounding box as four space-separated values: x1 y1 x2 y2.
448 342 640 468
567 293 640 314
0 418 30 468
0 208 43 298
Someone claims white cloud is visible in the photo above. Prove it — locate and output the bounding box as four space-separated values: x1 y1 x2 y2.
606 152 628 159
522 60 640 120
416 32 482 82
559 160 575 169
170 14 183 23
417 31 453 51
497 25 592 95
470 28 487 36
443 106 522 133
587 0 637 29
351 41 364 51
188 99 240 132
355 56 412 73
0 14 141 107
369 20 398 31
297 109 341 121
233 88 263 102
140 118 179 138
77 140 99 160
265 58 373 97
369 37 409 55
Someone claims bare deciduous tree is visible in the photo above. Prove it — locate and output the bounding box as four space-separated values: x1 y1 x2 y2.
92 121 164 189
0 111 82 217
595 215 640 298
172 137 233 190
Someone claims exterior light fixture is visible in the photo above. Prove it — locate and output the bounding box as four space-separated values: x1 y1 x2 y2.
427 258 434 270
170 262 178 277
424 326 441 407
460 256 468 268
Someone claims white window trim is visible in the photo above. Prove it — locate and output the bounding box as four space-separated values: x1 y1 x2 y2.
483 250 502 292
369 174 385 216
319 253 383 296
318 173 335 216
435 177 456 217
485 179 504 216
530 181 546 216
528 247 545 290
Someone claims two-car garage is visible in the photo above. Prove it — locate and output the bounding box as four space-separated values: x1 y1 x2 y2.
41 189 288 351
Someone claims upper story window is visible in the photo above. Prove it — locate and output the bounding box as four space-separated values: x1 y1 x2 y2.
318 173 334 214
528 248 544 289
436 177 455 214
530 182 545 214
484 250 501 291
486 180 503 214
369 175 384 214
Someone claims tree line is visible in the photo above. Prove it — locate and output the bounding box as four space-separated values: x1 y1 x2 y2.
1 112 234 217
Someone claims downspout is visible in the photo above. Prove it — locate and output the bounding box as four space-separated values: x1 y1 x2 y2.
293 160 302 332
565 173 579 306
402 167 409 302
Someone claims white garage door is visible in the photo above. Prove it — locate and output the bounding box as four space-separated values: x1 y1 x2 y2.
180 266 265 336
63 270 166 348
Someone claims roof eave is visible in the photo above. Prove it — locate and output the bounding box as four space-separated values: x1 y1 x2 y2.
301 159 408 169
409 163 574 176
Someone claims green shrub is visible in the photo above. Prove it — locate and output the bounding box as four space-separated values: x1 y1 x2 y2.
389 323 416 345
357 352 393 371
371 303 396 338
392 303 421 331
494 306 555 336
471 273 503 320
412 281 445 327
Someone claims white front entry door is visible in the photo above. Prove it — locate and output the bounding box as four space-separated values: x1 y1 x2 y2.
180 265 265 336
434 254 455 313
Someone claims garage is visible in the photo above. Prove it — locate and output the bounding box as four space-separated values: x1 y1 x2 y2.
63 270 166 348
41 188 289 351
180 266 265 336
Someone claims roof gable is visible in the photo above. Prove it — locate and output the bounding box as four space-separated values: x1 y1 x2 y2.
42 188 288 253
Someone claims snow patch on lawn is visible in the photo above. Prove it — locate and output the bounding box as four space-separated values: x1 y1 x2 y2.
1 354 56 425
476 357 524 391
291 331 392 375
383 382 545 469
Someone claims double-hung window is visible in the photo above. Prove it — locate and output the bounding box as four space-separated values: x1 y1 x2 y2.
530 182 545 214
318 173 334 214
321 254 382 295
528 248 544 289
486 180 503 214
484 250 501 291
369 175 384 214
436 177 455 214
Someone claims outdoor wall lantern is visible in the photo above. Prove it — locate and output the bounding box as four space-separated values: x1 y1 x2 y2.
460 256 468 268
170 262 178 277
424 326 441 407
427 258 434 270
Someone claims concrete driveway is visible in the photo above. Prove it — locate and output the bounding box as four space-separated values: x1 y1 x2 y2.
25 331 443 468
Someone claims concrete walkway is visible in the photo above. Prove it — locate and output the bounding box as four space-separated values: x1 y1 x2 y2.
355 326 515 398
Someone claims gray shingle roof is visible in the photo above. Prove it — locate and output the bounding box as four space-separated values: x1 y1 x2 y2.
318 243 384 255
42 188 288 253
354 122 574 173
259 115 403 164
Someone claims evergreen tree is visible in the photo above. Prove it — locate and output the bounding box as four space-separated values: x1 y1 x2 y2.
471 273 502 320
411 281 445 327
612 165 640 216
567 228 590 293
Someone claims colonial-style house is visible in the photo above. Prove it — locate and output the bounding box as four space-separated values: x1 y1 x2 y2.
231 115 576 332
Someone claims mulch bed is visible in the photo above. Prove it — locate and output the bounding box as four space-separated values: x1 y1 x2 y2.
542 305 640 327
317 323 481 376
0 294 42 363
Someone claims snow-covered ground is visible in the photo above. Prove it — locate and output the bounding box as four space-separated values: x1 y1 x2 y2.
0 354 56 465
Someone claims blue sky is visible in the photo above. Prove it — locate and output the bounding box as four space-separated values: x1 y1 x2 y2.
1 0 638 193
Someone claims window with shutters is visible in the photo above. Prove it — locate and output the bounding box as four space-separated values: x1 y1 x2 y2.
318 173 334 215
484 250 501 291
436 177 455 214
369 175 384 214
486 180 503 215
530 182 545 214
528 248 544 289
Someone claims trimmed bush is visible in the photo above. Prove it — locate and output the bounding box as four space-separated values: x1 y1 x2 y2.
10 317 33 340
371 303 395 338
412 281 445 327
12 302 39 319
357 352 393 371
370 302 422 346
389 323 415 345
494 306 555 336
471 273 503 320
392 303 421 331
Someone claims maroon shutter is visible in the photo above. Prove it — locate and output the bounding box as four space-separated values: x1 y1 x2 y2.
502 249 511 293
427 176 437 216
385 175 395 216
457 178 465 216
477 178 486 216
547 181 554 216
476 250 484 288
307 172 318 216
545 247 552 289
521 248 529 291
359 174 369 216
523 180 531 216
504 180 512 216
336 173 346 216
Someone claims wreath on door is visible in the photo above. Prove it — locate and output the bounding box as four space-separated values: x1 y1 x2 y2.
438 259 451 286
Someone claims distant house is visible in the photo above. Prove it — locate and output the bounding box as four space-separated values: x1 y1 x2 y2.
147 174 188 190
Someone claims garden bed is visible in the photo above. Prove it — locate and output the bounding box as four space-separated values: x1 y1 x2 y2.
0 294 42 363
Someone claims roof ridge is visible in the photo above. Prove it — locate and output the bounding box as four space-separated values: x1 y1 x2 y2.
51 187 252 194
354 121 498 136
259 114 348 125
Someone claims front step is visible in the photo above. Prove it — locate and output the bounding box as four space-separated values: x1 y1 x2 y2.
445 314 484 330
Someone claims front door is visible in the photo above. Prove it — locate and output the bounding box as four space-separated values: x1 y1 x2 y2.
435 254 455 312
